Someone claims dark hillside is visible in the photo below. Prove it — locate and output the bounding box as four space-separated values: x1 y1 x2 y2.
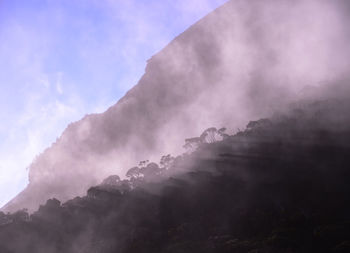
1 98 350 253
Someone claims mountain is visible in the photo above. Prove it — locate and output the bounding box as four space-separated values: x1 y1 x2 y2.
1 98 350 252
3 0 350 213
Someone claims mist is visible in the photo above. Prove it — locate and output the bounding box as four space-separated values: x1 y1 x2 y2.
3 0 350 214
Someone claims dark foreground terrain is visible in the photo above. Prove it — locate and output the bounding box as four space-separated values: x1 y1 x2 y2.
1 98 350 253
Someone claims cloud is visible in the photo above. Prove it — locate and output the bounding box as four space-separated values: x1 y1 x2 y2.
56 72 64 95
0 89 86 207
0 0 229 210
39 75 50 89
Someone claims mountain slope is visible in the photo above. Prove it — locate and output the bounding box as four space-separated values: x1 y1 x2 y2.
1 98 350 253
4 0 350 212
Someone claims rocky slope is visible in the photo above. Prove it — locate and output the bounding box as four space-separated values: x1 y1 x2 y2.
4 0 350 212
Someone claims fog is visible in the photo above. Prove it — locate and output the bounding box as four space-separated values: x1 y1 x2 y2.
3 0 350 213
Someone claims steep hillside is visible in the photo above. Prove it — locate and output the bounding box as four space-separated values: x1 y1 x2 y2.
4 0 350 212
1 98 350 253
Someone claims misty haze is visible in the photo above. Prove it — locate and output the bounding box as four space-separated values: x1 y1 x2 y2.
1 0 350 252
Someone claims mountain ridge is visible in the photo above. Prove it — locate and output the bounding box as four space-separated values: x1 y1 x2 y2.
4 0 350 212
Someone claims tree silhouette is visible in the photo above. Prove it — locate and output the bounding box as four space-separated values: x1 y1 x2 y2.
183 137 201 152
139 162 161 180
160 154 175 170
200 127 227 143
126 166 142 179
102 175 121 186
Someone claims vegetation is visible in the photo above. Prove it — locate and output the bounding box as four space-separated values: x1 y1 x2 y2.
0 99 350 253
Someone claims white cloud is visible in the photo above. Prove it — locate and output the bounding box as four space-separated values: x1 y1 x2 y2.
39 75 50 88
56 72 64 95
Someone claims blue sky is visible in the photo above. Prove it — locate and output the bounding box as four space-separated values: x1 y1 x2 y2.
0 0 228 208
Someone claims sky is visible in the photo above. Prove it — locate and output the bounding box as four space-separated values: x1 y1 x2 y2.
0 0 228 208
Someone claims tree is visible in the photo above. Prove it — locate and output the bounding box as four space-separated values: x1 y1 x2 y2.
138 160 149 167
160 154 175 170
126 166 142 179
200 127 226 143
218 127 229 139
246 119 271 130
183 137 201 152
0 211 11 226
102 175 121 186
183 127 229 153
117 179 132 193
140 162 161 180
10 209 29 223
